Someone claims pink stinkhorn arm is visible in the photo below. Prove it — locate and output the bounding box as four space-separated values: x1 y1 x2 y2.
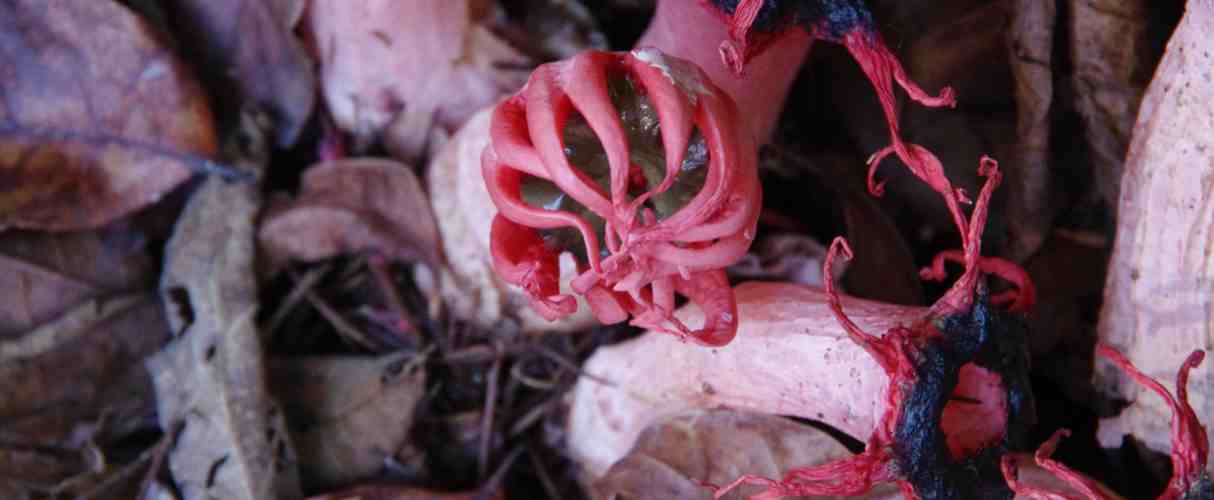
1006 346 1210 500
487 216 577 321
482 49 760 347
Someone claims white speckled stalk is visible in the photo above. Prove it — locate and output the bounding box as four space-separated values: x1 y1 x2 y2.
566 281 924 476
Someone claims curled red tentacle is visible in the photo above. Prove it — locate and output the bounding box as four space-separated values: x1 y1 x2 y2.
931 156 1008 316
1098 345 1209 500
711 450 899 499
1011 347 1210 500
1001 429 1106 500
824 237 897 374
920 250 1038 313
716 0 765 75
488 215 577 321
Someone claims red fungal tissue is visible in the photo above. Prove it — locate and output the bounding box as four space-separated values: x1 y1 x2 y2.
481 49 760 346
713 157 1039 500
1003 346 1212 500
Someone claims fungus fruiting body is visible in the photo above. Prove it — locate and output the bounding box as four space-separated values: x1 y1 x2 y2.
713 158 1039 500
482 49 760 346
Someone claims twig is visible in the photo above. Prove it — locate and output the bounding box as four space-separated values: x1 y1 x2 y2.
508 399 554 437
509 361 559 391
475 444 525 500
306 292 378 350
367 255 420 342
137 422 180 500
478 348 504 481
532 343 617 388
72 422 177 500
528 446 562 500
440 345 496 364
267 264 332 337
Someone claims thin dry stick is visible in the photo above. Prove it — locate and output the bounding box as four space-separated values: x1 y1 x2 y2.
532 343 617 388
267 264 332 336
478 348 504 481
136 422 181 500
441 345 497 364
476 444 525 500
306 292 378 350
509 361 559 391
527 446 562 500
367 255 420 341
509 399 554 437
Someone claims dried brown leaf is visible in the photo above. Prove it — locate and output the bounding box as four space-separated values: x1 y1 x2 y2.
1004 0 1056 260
0 227 155 337
595 409 898 500
0 0 217 231
304 0 529 156
149 174 302 499
268 353 426 490
259 157 443 270
165 0 316 146
1069 0 1176 210
0 293 167 448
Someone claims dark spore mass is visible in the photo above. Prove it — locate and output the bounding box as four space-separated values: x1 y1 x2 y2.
705 0 875 39
893 287 1036 500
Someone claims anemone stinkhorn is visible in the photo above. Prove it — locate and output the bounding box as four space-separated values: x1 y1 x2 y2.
567 156 1040 500
709 157 1036 499
482 49 760 346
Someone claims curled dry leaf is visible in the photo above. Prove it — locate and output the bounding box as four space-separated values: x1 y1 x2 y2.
0 221 166 495
259 157 443 271
1004 0 1056 260
164 0 316 146
0 0 216 231
422 109 596 333
149 174 302 499
595 409 900 500
1095 0 1214 477
268 353 426 490
304 0 529 158
1068 0 1174 210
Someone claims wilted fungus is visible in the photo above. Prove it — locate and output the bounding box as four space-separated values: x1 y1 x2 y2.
482 49 761 346
1003 346 1212 500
